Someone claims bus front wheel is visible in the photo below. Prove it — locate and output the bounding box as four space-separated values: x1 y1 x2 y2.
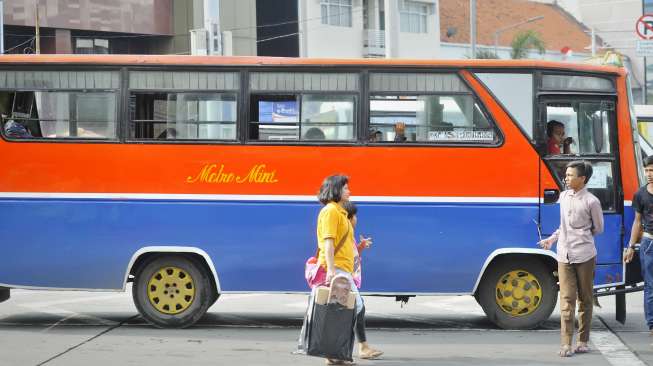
132 255 213 328
476 257 557 330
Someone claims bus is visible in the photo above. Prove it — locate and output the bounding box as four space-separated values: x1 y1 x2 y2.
635 104 653 156
0 54 644 329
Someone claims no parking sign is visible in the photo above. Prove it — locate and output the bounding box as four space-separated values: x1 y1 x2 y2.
636 14 653 40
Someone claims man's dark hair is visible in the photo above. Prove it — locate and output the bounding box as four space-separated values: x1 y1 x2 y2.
341 201 358 219
644 156 653 167
317 175 349 205
304 127 325 140
566 160 593 184
546 120 565 138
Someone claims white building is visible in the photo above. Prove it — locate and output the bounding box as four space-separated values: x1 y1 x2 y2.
536 0 646 102
297 0 440 58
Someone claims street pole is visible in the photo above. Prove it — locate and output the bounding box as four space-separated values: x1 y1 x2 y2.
470 0 476 58
0 1 4 54
35 5 40 54
591 27 595 57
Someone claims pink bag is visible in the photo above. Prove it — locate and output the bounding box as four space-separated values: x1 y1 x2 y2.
305 256 327 289
304 226 350 289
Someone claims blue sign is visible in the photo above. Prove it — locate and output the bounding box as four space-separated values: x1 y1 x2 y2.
258 101 298 122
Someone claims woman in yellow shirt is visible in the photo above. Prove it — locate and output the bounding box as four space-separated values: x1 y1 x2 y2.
316 175 383 363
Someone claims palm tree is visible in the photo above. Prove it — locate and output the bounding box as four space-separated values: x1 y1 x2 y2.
510 30 546 59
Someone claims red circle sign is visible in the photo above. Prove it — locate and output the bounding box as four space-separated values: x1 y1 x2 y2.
637 14 653 40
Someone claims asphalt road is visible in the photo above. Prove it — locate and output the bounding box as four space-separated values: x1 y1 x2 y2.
0 286 651 365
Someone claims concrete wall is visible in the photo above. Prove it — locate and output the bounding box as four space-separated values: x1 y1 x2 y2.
440 42 590 62
220 0 257 56
4 0 173 34
300 0 364 58
390 0 440 59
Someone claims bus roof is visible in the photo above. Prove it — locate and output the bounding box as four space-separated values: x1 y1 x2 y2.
0 54 626 75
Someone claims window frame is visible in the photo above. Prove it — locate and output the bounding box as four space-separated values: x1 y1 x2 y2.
247 90 359 144
124 66 242 145
320 0 353 27
538 95 622 213
0 67 122 144
128 90 239 142
400 0 429 33
364 69 503 148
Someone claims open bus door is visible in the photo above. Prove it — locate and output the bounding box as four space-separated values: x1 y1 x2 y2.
537 97 626 308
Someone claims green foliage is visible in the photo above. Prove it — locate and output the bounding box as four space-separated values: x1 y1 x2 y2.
471 49 500 59
510 30 546 59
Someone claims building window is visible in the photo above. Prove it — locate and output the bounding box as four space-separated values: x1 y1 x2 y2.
75 38 109 54
321 0 353 27
400 0 429 33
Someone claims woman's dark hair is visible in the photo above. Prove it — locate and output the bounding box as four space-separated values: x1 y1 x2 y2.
317 175 349 204
546 120 564 137
566 160 593 184
341 201 357 219
644 156 653 167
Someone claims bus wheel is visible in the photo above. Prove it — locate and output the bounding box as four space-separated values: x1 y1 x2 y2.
476 257 557 330
132 255 213 328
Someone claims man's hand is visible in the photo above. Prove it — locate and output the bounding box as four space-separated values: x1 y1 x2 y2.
538 237 554 250
624 247 636 263
563 137 573 146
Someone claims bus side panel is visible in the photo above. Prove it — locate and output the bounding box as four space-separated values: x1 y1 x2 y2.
0 199 538 293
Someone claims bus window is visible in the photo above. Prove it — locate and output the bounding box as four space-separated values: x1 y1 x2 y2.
1 91 117 139
544 101 613 155
301 94 355 141
248 72 358 142
541 98 617 211
128 70 239 141
130 92 237 141
368 72 497 144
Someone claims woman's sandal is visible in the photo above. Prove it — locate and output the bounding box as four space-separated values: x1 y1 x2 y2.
559 345 574 357
359 349 384 359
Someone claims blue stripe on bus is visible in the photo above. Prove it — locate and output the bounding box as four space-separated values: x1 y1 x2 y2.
0 199 627 292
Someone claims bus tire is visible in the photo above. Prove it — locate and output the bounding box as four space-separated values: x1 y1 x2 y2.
132 255 213 328
476 257 557 330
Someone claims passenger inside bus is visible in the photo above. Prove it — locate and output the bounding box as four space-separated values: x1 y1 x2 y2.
546 120 573 155
393 122 407 142
2 115 32 138
157 128 178 139
304 127 325 140
368 130 382 142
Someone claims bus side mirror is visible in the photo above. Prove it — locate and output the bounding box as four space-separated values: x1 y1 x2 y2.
543 189 560 204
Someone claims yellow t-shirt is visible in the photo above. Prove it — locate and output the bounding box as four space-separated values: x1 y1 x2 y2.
317 202 355 274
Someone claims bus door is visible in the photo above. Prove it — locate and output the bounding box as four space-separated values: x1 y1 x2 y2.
537 97 624 286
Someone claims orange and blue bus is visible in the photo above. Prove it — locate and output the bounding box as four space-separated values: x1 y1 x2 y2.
0 54 644 328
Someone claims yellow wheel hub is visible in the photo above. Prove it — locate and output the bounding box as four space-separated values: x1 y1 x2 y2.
495 269 542 316
147 266 196 315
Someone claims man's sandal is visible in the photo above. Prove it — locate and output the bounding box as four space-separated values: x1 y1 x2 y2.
574 344 590 353
559 345 574 357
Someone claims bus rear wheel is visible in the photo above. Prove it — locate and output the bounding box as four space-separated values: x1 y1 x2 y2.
132 255 213 328
476 257 557 330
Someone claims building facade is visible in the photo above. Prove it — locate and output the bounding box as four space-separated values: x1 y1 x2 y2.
3 0 173 54
298 0 440 58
